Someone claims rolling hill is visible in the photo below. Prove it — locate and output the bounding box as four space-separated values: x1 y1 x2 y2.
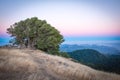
68 49 120 74
60 44 120 55
0 48 120 80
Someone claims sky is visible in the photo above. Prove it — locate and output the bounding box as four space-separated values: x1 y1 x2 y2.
0 0 120 46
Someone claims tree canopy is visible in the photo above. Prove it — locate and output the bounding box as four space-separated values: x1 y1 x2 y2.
7 17 64 54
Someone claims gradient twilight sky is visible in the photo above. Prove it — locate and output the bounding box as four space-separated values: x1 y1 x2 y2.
0 0 120 45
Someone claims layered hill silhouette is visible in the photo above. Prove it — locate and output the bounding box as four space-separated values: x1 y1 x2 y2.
60 44 120 55
0 48 120 80
68 49 120 74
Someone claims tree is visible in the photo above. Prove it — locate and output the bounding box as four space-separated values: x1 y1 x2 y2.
7 17 64 54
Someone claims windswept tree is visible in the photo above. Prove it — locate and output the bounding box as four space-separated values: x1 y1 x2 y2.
7 17 64 54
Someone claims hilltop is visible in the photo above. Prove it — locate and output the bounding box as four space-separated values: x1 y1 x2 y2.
0 48 120 80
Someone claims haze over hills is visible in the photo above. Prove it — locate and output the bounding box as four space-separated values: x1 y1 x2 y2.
60 44 120 55
0 0 120 80
0 48 120 80
68 49 120 74
60 44 120 74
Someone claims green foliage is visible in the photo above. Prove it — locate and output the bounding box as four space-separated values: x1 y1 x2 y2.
69 49 107 69
59 52 70 58
68 49 120 74
7 17 64 55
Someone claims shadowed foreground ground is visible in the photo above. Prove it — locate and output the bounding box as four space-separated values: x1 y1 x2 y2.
0 48 120 80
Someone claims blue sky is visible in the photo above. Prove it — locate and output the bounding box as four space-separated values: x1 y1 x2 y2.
0 0 120 46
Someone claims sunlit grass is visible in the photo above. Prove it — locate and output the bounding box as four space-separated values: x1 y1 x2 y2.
0 48 120 80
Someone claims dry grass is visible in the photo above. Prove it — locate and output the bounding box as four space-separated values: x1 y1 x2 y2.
0 49 39 80
0 48 120 80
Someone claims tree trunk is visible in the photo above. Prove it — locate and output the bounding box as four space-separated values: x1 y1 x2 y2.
27 37 31 49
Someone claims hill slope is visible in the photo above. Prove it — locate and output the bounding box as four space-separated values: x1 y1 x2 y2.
0 48 120 80
68 49 107 64
68 49 120 74
60 44 120 55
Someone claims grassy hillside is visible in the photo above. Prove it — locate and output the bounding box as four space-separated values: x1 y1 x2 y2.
68 49 120 74
0 48 120 80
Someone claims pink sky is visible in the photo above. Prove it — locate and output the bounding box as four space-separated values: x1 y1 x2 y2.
0 0 120 37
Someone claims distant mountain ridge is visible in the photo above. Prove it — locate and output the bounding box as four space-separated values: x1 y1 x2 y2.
60 44 120 55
